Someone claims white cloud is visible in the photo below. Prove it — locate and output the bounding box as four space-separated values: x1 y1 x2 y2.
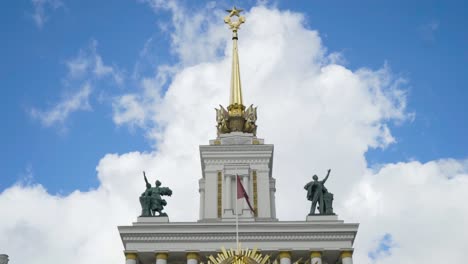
142 0 228 66
341 159 468 263
30 40 123 128
3 4 467 264
30 83 92 127
67 40 124 85
31 0 63 29
112 94 147 127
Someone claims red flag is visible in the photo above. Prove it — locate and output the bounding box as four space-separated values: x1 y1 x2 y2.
236 175 255 213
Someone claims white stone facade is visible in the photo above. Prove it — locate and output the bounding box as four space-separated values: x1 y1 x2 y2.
199 132 275 221
118 132 358 264
119 217 358 264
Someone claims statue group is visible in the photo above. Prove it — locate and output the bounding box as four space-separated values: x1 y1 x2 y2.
215 104 257 136
138 170 335 217
139 172 173 217
304 169 335 215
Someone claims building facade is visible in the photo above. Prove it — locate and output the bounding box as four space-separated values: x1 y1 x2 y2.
118 7 358 264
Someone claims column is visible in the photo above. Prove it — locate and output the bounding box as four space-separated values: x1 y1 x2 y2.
199 188 205 218
310 251 322 264
125 253 137 264
156 252 168 264
225 174 232 210
242 175 250 211
186 252 199 264
340 251 353 264
269 178 276 218
279 251 291 264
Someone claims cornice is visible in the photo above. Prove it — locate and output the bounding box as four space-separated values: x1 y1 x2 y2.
204 158 271 164
200 145 274 152
121 231 356 243
119 221 359 230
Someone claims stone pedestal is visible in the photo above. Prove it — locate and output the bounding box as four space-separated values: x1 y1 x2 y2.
306 215 339 222
209 132 264 145
136 216 169 223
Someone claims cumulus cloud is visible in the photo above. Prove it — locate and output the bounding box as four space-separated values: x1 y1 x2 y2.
67 40 123 85
30 40 122 128
3 3 467 264
30 83 92 127
0 182 133 264
30 0 63 28
112 65 170 132
342 159 468 263
142 0 227 66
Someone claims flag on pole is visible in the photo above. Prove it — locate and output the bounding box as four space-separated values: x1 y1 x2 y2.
236 175 255 213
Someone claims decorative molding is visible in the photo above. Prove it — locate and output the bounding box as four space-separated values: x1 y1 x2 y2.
156 253 169 260
121 232 356 243
340 251 353 258
125 253 137 260
253 170 258 217
204 159 271 165
217 172 222 218
310 251 322 258
199 179 205 192
200 145 273 152
187 252 200 260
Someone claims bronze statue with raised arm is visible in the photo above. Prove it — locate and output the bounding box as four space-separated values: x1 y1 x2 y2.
304 169 335 215
139 172 173 217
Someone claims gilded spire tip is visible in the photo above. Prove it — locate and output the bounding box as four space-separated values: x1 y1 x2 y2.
224 6 246 36
215 7 257 136
224 6 245 111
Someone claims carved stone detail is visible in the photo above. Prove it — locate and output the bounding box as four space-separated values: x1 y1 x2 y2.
121 232 356 242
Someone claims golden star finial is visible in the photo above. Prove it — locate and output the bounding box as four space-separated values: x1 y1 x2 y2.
226 6 243 17
224 6 245 32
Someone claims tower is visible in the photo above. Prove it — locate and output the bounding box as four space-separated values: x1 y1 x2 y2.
119 7 358 264
199 7 275 221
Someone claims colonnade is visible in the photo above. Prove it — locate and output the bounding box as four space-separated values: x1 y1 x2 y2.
278 250 353 264
224 174 251 213
125 251 353 264
125 252 200 264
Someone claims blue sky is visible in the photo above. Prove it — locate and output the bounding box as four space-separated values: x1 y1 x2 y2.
1 1 467 263
3 0 466 195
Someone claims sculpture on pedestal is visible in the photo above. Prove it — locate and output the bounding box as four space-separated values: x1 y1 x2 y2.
243 104 257 135
304 169 335 215
216 105 230 136
139 172 173 217
0 254 9 264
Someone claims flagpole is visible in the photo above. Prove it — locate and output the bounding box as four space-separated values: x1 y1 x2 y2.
235 174 239 253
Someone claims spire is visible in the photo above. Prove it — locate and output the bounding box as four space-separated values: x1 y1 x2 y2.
230 31 243 106
215 7 257 136
224 7 245 113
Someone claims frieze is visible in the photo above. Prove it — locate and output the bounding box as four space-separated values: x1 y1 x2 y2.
200 145 273 152
121 232 355 242
203 159 271 164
